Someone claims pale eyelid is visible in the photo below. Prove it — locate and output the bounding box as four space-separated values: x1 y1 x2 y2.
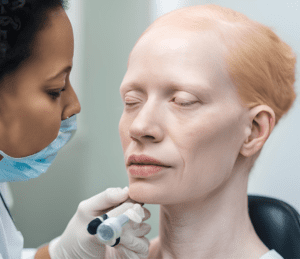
124 94 143 104
123 89 200 102
169 83 212 104
174 98 199 105
172 91 201 103
120 83 145 97
122 89 144 100
123 95 200 109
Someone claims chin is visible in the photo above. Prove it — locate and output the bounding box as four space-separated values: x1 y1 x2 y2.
128 181 175 205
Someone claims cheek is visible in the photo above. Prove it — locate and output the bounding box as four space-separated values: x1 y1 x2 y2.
167 116 242 202
26 96 59 126
1 94 62 157
173 111 242 175
20 96 61 151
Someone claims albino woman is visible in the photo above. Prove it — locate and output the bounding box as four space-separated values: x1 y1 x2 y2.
119 4 296 259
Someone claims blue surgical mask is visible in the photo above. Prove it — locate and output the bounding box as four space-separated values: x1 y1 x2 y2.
0 115 77 182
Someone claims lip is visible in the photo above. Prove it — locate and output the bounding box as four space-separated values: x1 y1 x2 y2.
127 154 171 178
127 154 169 167
129 164 168 177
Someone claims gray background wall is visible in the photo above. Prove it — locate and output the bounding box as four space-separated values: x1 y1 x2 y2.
8 0 300 249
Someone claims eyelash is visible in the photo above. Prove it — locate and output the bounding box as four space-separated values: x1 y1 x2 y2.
175 100 197 106
172 97 197 107
48 88 66 99
124 98 197 107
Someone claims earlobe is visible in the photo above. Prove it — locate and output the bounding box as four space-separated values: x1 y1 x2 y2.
240 105 275 158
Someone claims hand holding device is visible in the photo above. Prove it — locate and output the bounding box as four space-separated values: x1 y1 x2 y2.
48 187 151 259
87 198 145 246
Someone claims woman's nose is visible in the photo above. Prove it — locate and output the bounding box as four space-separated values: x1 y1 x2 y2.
62 85 81 120
129 102 164 143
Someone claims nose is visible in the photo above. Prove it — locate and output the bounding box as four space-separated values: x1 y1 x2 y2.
129 101 164 143
62 84 81 120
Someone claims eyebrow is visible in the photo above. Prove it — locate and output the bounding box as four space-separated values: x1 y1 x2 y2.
47 65 72 81
120 81 211 96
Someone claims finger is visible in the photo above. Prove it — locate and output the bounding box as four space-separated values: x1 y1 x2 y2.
106 245 141 259
142 207 151 221
137 238 150 259
119 234 150 258
124 204 151 223
123 204 145 223
106 199 140 218
124 221 151 236
113 245 145 259
122 218 151 237
130 222 151 237
102 238 116 247
79 187 129 215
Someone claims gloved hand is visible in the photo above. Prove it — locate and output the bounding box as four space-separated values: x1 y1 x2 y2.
48 187 151 259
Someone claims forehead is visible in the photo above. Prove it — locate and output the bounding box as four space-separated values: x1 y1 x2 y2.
133 26 225 62
125 26 235 97
27 9 74 75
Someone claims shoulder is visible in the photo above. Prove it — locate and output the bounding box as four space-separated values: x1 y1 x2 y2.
147 236 160 259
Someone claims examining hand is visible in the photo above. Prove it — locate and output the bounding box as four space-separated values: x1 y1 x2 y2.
48 187 151 259
104 209 151 259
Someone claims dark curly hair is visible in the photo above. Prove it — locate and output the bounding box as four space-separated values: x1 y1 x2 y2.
0 0 69 83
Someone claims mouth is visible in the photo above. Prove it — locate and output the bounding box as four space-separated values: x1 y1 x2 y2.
128 164 170 177
127 154 170 168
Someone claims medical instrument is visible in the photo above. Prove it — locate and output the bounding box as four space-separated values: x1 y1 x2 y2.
96 213 130 244
87 198 144 244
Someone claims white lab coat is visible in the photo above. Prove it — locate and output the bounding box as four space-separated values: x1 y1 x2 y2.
0 183 37 259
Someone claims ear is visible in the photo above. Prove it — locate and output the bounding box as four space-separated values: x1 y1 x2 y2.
240 105 275 157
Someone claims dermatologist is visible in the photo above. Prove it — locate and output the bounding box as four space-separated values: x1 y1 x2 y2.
0 1 150 258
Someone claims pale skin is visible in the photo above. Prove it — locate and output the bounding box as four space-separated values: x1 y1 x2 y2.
0 8 81 258
119 25 275 259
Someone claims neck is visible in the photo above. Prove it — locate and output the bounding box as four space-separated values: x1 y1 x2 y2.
155 169 269 259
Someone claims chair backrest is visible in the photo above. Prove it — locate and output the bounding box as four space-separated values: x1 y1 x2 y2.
248 195 300 259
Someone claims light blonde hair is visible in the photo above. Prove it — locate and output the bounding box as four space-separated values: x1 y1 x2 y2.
139 4 297 126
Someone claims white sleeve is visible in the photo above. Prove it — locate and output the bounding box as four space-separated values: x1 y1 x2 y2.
21 248 37 259
0 183 14 209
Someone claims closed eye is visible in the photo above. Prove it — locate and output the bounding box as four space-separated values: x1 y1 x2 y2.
172 97 198 107
124 96 141 107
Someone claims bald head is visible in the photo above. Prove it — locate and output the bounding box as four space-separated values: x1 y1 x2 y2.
138 4 250 44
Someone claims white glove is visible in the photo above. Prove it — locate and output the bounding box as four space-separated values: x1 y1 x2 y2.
48 187 151 259
105 204 151 259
